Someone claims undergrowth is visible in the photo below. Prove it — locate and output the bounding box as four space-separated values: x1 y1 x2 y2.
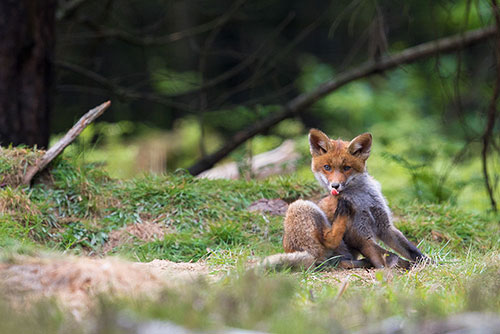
0 147 499 333
0 148 318 259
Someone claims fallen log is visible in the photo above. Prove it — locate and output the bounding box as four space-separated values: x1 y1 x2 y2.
22 100 111 186
197 139 299 180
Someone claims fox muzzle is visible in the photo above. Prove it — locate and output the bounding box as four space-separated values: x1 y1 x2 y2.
330 182 344 195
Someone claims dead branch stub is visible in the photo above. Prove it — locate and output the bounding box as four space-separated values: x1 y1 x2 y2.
22 100 111 186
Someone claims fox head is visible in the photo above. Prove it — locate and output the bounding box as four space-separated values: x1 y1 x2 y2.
308 129 372 195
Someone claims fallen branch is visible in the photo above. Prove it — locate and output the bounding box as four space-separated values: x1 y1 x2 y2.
188 25 496 175
22 100 111 185
197 140 299 180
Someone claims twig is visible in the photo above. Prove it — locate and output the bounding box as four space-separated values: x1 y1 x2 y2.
211 11 322 108
22 101 111 186
75 0 247 46
181 11 296 100
56 0 89 20
333 275 351 302
55 58 293 114
188 25 497 175
55 61 191 112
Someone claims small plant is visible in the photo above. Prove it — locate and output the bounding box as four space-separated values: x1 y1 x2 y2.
207 220 246 246
383 152 467 203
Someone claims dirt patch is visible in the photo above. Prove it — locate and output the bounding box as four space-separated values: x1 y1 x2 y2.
141 259 214 279
0 255 218 320
318 261 429 289
248 198 289 216
103 221 173 253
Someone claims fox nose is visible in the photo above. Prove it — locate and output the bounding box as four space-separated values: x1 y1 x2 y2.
331 182 340 190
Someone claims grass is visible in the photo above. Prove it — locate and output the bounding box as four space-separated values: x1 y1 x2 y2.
0 147 499 333
0 148 317 257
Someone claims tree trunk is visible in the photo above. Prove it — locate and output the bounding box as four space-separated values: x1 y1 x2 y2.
0 0 56 148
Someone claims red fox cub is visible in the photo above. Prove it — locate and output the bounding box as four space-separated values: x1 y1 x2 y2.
260 129 427 270
307 129 428 268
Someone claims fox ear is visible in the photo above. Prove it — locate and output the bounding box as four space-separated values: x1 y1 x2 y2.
348 133 372 160
309 129 332 156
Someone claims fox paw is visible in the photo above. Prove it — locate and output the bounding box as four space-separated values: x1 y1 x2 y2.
385 253 412 270
335 198 354 217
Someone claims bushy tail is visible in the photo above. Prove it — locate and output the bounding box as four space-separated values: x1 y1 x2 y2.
255 251 316 271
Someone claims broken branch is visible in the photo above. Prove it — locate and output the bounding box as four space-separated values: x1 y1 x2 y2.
22 100 111 186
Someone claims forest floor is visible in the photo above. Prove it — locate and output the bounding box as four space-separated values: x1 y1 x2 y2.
0 147 499 333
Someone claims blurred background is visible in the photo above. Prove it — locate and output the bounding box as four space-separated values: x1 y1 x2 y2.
1 0 499 212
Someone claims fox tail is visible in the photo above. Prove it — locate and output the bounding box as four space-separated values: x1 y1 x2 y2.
255 251 316 271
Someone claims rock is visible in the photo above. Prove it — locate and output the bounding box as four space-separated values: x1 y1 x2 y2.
247 199 288 216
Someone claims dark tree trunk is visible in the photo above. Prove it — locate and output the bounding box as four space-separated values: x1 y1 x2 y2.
0 0 56 148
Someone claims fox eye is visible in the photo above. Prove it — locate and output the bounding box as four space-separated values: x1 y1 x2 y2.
343 166 351 171
323 164 332 171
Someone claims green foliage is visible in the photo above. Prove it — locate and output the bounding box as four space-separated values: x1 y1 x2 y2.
382 152 462 203
152 67 201 95
59 221 109 251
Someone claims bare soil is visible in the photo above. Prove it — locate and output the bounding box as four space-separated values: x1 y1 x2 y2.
247 198 289 216
102 220 173 253
0 255 218 319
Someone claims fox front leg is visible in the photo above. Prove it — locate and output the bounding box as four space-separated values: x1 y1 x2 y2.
370 206 427 263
